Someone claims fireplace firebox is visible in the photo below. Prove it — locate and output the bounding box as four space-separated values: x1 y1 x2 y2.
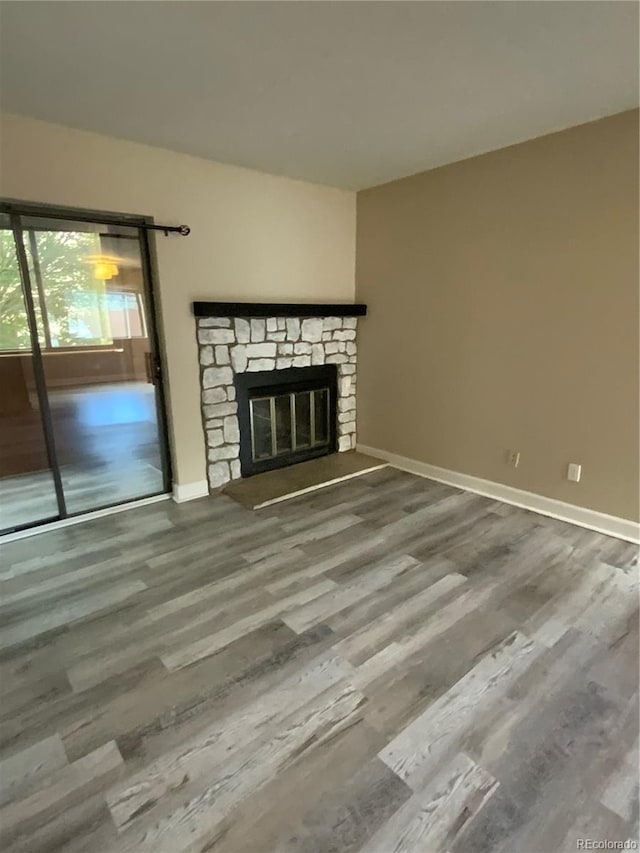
235 366 337 477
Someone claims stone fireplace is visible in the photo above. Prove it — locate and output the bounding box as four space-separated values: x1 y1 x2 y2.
193 302 366 490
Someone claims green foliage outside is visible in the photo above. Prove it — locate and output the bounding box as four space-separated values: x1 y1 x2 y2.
0 229 111 351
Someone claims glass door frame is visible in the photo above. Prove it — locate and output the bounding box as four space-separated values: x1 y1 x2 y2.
0 199 173 533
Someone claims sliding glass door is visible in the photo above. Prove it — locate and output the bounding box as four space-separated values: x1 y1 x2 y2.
0 205 171 534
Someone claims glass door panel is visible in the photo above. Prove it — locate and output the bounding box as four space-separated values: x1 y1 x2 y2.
250 398 273 461
274 394 292 456
19 215 168 516
293 391 312 449
0 217 59 531
313 388 329 445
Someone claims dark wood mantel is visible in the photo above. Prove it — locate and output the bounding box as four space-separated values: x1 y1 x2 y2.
193 301 367 318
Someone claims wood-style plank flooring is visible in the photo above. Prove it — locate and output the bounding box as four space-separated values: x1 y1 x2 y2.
0 469 638 852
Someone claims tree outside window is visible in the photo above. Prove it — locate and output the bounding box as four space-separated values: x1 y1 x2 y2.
0 229 145 351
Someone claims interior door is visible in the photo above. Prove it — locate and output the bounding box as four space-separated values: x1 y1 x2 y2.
0 208 171 532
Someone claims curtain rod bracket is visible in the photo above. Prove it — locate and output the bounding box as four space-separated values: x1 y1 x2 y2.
143 223 191 236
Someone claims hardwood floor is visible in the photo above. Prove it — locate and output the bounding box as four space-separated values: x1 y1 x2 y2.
0 468 637 852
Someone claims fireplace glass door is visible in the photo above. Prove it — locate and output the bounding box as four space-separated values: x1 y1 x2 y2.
236 364 337 477
250 387 330 463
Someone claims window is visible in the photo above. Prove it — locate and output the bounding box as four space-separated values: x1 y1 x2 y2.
0 228 31 351
0 227 147 351
106 291 146 339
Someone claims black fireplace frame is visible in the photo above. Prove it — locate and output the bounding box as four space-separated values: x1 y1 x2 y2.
235 365 338 477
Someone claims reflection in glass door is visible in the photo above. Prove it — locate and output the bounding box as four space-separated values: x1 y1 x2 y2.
0 206 171 534
0 215 59 529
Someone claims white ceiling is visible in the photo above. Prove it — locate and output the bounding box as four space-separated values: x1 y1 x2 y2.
0 1 637 190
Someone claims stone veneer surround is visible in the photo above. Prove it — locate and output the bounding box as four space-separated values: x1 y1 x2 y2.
196 315 359 490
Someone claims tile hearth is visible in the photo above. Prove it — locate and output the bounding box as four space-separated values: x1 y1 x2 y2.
223 450 387 510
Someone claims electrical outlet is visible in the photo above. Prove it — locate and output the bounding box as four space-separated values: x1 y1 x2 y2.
567 463 582 483
507 450 520 468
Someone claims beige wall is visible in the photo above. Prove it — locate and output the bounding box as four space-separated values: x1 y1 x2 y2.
356 110 639 521
0 114 356 488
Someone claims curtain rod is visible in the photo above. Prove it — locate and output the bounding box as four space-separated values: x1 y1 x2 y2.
0 201 191 235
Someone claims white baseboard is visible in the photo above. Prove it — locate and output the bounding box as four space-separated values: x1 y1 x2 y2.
172 480 210 503
356 444 640 544
1 493 171 543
